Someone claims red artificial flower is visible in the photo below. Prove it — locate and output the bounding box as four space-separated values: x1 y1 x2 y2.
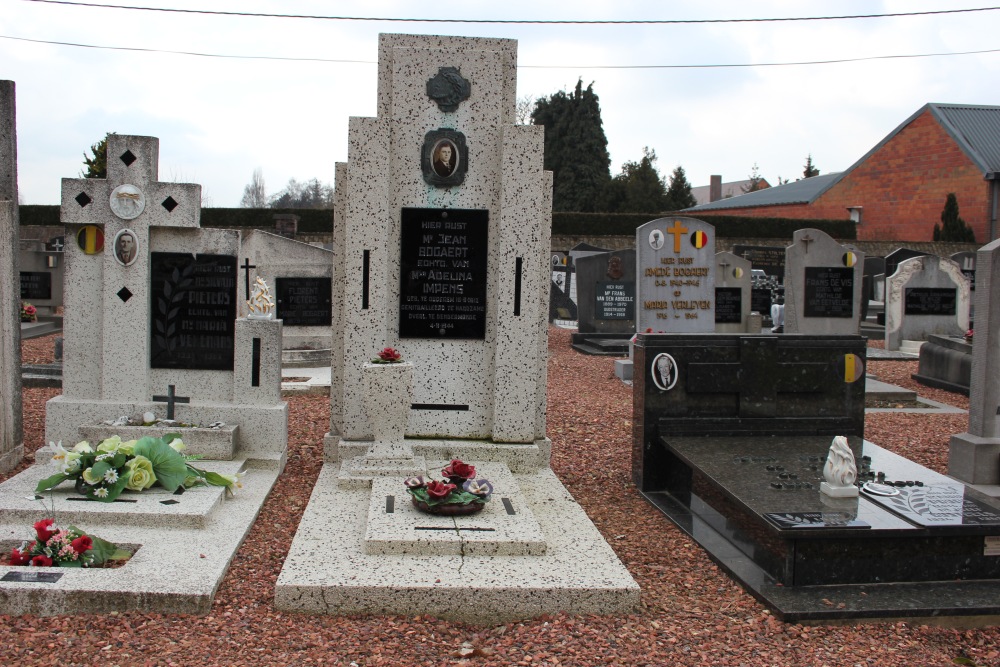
9 548 30 566
71 536 93 554
425 480 456 500
377 347 402 362
441 459 475 481
34 518 57 543
31 555 53 567
645 328 653 333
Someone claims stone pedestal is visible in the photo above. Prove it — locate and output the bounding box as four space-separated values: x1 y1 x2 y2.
363 362 414 460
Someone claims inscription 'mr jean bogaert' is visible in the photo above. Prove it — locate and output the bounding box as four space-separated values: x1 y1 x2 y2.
399 208 488 339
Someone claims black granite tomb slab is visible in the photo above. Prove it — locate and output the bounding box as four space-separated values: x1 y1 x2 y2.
275 277 332 326
20 271 52 300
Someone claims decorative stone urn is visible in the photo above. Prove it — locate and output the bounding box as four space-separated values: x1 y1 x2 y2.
362 361 414 460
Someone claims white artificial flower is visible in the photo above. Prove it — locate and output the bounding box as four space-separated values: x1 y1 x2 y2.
48 441 68 468
167 438 185 453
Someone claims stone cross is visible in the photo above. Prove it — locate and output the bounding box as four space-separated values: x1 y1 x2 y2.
240 257 257 302
60 136 201 403
666 219 689 253
0 80 22 472
799 233 815 254
152 384 191 420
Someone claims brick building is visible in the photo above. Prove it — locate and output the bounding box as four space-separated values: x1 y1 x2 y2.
686 103 1000 243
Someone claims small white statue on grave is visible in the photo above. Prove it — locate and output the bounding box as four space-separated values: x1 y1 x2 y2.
821 435 860 498
246 276 275 319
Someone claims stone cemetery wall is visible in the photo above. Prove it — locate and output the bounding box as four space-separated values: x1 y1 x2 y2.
714 251 752 333
636 217 716 333
783 228 865 335
240 230 332 351
0 80 22 472
884 255 969 351
575 250 635 334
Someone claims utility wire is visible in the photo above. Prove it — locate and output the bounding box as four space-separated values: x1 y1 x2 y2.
3 33 998 69
20 0 1000 25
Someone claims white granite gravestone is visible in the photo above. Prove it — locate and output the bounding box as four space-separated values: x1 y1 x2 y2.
239 230 332 352
714 251 752 333
276 33 637 623
949 238 1000 484
635 216 716 333
0 134 288 615
884 255 970 352
783 228 865 335
0 80 22 472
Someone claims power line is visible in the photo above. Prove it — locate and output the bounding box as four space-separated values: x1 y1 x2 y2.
3 33 998 69
20 0 1000 25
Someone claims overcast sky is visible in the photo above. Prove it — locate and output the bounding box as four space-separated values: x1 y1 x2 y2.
3 0 999 207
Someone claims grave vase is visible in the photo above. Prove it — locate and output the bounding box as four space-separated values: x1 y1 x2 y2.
362 361 414 460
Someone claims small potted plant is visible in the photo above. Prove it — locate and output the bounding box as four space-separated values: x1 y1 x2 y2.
404 459 493 516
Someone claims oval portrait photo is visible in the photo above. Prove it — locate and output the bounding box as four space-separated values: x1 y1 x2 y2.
113 228 139 267
432 139 459 178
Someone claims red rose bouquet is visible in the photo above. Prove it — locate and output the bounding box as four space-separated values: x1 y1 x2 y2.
404 459 493 513
7 518 130 568
371 347 403 364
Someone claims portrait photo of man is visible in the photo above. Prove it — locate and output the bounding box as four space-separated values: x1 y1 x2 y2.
114 229 138 266
432 140 457 178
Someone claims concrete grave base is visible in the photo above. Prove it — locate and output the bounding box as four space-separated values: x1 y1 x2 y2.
275 456 639 624
949 432 1000 485
0 459 280 616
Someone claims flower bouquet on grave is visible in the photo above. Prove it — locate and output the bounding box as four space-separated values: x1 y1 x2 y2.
404 459 493 516
36 435 244 503
20 301 37 323
370 347 404 364
965 329 974 342
6 518 131 568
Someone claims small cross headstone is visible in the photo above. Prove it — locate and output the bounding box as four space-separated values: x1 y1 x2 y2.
151 384 191 420
799 233 815 254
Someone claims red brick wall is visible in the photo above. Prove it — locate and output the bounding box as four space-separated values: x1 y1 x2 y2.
700 110 993 242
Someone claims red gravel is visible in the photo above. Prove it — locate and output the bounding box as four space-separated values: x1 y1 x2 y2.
2 329 999 666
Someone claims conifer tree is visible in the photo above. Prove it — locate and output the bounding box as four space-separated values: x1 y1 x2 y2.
665 165 697 210
82 134 112 178
531 80 611 212
605 147 668 213
803 154 820 178
934 193 976 242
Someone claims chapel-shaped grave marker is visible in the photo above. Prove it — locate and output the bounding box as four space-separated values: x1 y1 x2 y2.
714 251 752 333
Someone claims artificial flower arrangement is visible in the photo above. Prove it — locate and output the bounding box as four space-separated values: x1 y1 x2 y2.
36 434 243 503
965 328 974 342
404 459 493 516
20 301 37 322
7 518 130 568
371 347 403 364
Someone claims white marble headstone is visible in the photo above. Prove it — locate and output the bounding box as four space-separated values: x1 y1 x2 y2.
635 216 716 333
884 254 969 351
783 228 865 335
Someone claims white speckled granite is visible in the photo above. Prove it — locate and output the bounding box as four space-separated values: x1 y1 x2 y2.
76 424 238 461
884 254 970 351
49 135 287 467
327 435 552 474
0 82 23 473
276 463 639 623
362 362 414 459
783 228 865 335
0 461 279 616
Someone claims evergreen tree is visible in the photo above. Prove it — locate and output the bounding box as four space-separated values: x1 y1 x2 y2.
82 134 112 178
934 193 976 242
665 165 697 210
531 79 611 212
741 163 765 193
605 147 669 213
803 154 820 178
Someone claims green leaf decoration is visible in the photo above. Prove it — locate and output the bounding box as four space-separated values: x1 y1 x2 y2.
90 460 112 481
133 436 189 492
35 472 71 494
197 470 232 488
87 535 122 566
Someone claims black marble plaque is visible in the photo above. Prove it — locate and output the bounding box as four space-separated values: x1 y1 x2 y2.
20 271 52 300
731 245 786 279
904 287 956 315
803 266 854 318
2 571 63 583
764 512 870 530
595 281 635 320
751 288 771 315
150 252 237 370
399 208 488 339
863 485 1000 527
715 287 742 324
275 277 332 326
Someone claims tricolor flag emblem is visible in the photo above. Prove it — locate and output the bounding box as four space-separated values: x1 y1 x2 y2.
843 251 858 267
690 230 708 249
842 353 864 383
76 225 104 254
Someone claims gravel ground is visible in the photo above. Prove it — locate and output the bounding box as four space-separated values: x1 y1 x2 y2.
2 330 999 667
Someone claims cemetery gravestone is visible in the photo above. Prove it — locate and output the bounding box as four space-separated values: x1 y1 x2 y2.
884 254 969 352
277 33 638 623
732 244 786 280
884 247 924 280
951 251 977 291
714 251 751 333
0 80 21 472
575 249 636 334
949 239 1000 484
783 228 865 335
636 216 716 333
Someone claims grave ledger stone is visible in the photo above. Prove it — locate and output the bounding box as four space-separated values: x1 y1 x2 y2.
883 254 969 352
949 238 1000 484
0 80 22 472
635 216 715 333
276 33 637 623
782 228 865 335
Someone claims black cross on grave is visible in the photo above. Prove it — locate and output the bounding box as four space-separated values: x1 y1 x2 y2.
685 337 827 418
152 384 191 420
240 258 257 302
